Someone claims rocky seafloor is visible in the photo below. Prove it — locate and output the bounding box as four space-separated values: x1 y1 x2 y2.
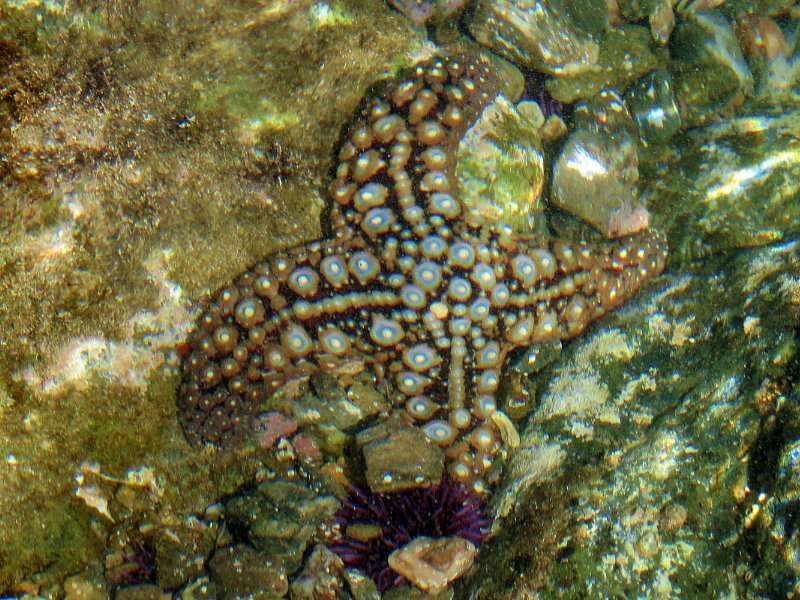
0 0 799 598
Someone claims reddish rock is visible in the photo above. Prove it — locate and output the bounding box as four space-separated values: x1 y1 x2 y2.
292 433 322 461
254 411 298 448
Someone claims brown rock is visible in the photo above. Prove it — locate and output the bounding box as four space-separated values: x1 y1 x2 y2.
360 425 444 493
387 536 477 595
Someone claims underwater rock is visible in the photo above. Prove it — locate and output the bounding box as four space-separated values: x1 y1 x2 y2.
63 574 107 600
386 0 466 25
719 0 796 18
253 411 299 449
208 544 288 600
670 10 754 126
289 544 344 600
643 109 800 254
468 234 800 597
179 577 217 600
489 54 527 103
0 0 423 590
224 480 339 574
342 569 381 600
500 340 563 421
546 25 664 104
551 0 609 39
751 425 800 593
552 91 648 239
625 70 682 146
736 15 800 101
291 375 368 432
572 87 640 140
469 0 600 75
455 93 546 235
387 536 477 595
114 585 167 600
359 423 445 493
616 0 675 44
552 128 648 238
153 519 216 590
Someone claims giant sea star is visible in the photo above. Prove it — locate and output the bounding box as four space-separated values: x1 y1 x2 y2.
176 53 667 494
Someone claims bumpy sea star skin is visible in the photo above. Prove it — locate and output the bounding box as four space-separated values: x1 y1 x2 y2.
177 54 668 492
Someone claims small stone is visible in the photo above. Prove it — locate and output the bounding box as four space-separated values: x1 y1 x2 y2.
625 70 681 146
343 568 381 600
208 544 288 600
360 425 444 493
669 11 753 126
180 577 217 600
113 584 169 600
659 503 689 532
63 574 107 600
154 519 217 589
546 25 663 104
470 0 599 75
387 536 477 595
551 128 648 238
345 523 384 542
635 530 660 558
224 479 339 574
291 433 322 461
292 375 365 430
253 411 299 448
540 115 568 143
289 544 344 600
347 380 391 418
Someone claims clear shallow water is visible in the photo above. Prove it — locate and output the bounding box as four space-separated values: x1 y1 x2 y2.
0 1 799 598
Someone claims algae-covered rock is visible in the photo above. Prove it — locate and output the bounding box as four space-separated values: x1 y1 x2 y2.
643 110 800 257
289 544 345 600
360 424 445 493
224 479 339 574
115 585 168 600
465 235 800 598
719 0 796 18
0 0 423 591
455 93 546 235
179 576 216 600
546 25 666 104
750 426 800 594
153 519 216 590
669 11 753 127
469 0 600 75
207 544 288 600
343 569 381 600
63 573 107 600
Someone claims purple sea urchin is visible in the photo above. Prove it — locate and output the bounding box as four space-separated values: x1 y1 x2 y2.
523 69 567 119
329 479 490 592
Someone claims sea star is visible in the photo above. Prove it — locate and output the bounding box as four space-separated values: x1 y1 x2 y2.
177 53 667 494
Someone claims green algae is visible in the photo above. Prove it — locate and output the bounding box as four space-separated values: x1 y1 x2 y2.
0 0 424 592
1 0 799 596
546 25 666 104
466 239 800 599
642 110 800 261
455 93 546 235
